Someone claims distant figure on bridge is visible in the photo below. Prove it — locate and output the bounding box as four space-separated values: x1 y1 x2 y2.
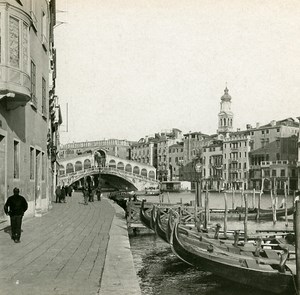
55 185 61 203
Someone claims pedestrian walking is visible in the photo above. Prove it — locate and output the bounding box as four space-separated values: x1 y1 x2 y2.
96 186 101 201
67 185 73 197
4 188 28 243
82 185 88 205
61 185 66 203
55 185 62 203
88 186 94 202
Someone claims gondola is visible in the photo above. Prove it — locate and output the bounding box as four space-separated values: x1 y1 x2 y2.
154 207 169 243
170 220 296 294
139 200 153 230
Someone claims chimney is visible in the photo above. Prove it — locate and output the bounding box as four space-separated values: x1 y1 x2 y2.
246 124 252 130
256 122 260 128
270 120 276 127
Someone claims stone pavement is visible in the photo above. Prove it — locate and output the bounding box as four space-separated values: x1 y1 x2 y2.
0 192 141 295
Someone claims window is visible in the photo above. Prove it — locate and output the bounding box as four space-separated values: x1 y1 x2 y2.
266 130 269 134
9 17 20 68
31 60 36 106
262 130 264 134
272 170 276 177
42 77 46 115
280 169 285 177
14 140 20 179
265 170 270 177
30 147 34 179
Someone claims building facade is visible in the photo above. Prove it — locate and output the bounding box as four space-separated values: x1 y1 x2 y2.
202 141 223 191
168 142 184 181
60 139 132 160
248 118 299 191
223 133 251 190
0 0 57 219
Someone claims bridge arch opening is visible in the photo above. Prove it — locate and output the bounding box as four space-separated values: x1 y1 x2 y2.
94 149 106 167
125 164 132 173
84 159 91 170
66 163 74 174
149 170 155 179
59 165 65 175
117 162 124 170
75 161 83 171
109 159 116 168
133 166 140 175
141 168 147 177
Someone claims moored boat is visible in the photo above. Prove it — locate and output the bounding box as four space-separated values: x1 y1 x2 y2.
170 220 296 294
145 186 161 196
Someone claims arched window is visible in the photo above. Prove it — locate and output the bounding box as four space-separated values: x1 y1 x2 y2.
141 168 147 177
66 163 74 174
75 161 83 171
125 164 132 173
83 159 91 170
133 166 140 175
149 171 155 179
109 159 116 168
117 162 124 170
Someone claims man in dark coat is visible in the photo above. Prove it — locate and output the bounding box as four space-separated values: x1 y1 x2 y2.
4 187 28 243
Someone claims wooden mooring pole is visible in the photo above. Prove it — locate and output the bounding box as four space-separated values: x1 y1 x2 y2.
231 188 235 210
284 181 288 227
295 200 300 294
224 192 228 238
243 191 248 243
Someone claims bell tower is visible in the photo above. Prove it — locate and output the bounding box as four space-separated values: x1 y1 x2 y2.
217 87 234 135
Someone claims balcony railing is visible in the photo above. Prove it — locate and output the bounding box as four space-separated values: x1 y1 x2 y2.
261 160 295 167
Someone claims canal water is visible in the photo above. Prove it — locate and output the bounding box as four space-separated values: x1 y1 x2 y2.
129 191 295 295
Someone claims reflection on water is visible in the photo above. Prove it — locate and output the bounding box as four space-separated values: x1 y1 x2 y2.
129 192 294 295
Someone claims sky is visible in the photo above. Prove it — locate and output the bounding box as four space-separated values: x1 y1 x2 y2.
55 0 300 144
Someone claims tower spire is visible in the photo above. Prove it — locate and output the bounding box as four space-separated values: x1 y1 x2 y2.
217 86 234 135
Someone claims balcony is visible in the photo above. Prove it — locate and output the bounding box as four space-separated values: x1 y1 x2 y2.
297 161 300 167
0 67 31 110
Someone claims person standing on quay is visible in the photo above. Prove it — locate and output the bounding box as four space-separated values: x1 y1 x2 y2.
55 185 62 203
61 185 66 203
4 188 28 243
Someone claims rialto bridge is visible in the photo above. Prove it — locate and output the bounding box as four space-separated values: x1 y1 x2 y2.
58 152 159 191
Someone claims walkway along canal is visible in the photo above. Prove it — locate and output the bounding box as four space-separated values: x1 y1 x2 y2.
0 192 141 295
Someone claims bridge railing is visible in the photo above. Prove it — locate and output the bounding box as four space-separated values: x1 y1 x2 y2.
59 166 159 184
